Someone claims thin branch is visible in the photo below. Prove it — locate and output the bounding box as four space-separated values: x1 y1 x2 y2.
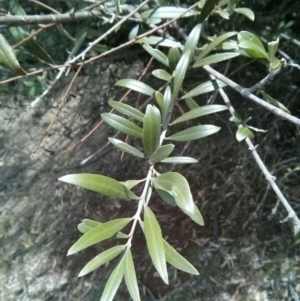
216 83 300 230
0 10 104 26
203 65 300 127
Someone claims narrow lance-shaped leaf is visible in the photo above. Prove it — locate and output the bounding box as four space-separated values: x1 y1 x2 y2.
238 40 269 60
108 100 144 122
115 79 156 97
144 206 168 284
153 172 194 214
236 126 254 142
78 245 126 277
161 85 172 124
183 24 202 62
234 7 255 21
197 31 238 61
0 33 26 75
181 203 204 226
59 173 139 200
164 240 199 275
172 50 190 100
168 47 181 71
108 138 144 158
260 91 290 114
140 36 183 48
124 249 141 301
171 105 228 125
142 44 169 67
182 80 227 99
100 254 125 301
193 52 240 68
78 219 102 234
152 69 172 81
68 218 132 255
166 125 221 141
143 105 161 157
155 91 164 108
161 157 198 164
102 113 143 139
149 144 174 164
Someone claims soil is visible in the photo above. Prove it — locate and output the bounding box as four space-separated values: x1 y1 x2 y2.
1 58 300 301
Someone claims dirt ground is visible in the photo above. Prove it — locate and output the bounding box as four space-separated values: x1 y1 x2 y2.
1 58 300 301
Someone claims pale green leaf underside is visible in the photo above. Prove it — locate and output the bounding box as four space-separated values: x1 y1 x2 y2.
149 144 174 164
115 79 155 96
193 52 240 68
236 126 254 142
68 218 132 255
153 172 194 214
124 249 141 301
144 206 168 284
167 125 221 141
160 156 198 164
164 240 199 275
102 113 143 139
108 138 144 158
182 80 227 99
59 173 139 200
171 104 228 124
108 100 144 122
78 245 126 277
100 254 125 301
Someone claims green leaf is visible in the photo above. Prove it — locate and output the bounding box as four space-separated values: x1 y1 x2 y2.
120 179 146 190
142 44 169 67
144 206 168 284
236 126 254 142
168 47 181 71
267 37 279 61
78 219 102 234
78 245 126 277
115 79 155 97
59 173 139 200
161 85 172 124
155 91 164 108
172 50 191 100
152 69 172 81
171 105 227 124
108 138 144 158
124 249 141 301
100 254 125 301
199 0 220 22
238 40 269 60
108 100 144 122
238 31 265 50
129 25 139 40
143 105 161 157
181 203 204 226
161 157 198 164
0 34 26 75
156 189 176 206
234 7 255 21
141 7 199 21
164 240 199 275
197 31 238 61
260 91 290 114
140 36 183 48
68 218 132 255
166 125 221 141
102 113 143 139
183 24 202 62
193 52 240 68
182 80 227 99
149 144 174 164
153 172 194 214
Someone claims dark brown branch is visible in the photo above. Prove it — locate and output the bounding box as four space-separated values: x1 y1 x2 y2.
0 10 103 26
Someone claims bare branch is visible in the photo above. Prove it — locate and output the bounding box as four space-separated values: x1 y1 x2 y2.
203 65 300 127
0 10 103 26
